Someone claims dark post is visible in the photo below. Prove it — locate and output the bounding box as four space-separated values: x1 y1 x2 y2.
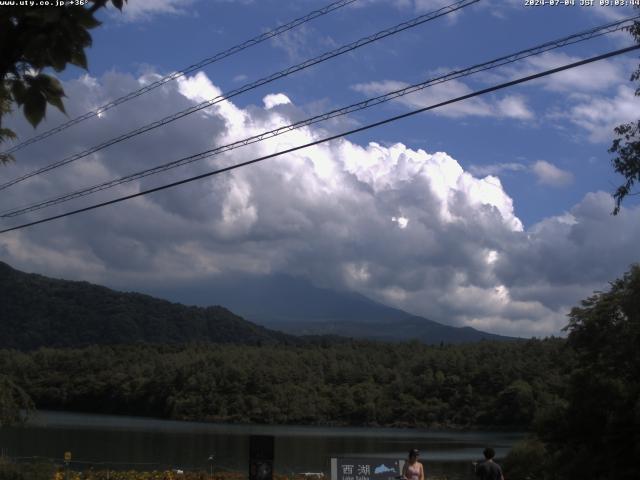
63 451 71 480
249 435 274 480
208 454 215 479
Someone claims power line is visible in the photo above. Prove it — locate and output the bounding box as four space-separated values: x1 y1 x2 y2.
1 44 637 235
0 0 359 156
0 0 479 192
1 16 635 219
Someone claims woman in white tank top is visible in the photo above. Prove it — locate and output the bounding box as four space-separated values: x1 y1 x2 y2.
402 449 424 480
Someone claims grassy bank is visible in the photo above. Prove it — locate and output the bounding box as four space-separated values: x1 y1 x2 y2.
0 462 449 480
1 464 287 480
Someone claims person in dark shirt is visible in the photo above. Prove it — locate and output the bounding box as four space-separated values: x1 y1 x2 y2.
473 447 504 480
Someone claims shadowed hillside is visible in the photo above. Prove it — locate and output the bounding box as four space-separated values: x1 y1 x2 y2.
0 262 298 350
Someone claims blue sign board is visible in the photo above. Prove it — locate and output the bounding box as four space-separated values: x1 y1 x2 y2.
332 458 402 480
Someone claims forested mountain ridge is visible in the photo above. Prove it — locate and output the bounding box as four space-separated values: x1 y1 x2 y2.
0 261 298 349
1 261 510 349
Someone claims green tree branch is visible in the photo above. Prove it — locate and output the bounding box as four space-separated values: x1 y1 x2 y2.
609 17 640 214
0 1 127 164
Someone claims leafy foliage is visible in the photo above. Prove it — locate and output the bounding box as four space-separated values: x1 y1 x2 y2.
0 95 16 165
0 459 55 480
0 1 127 163
0 374 34 427
552 264 640 479
505 264 640 480
609 17 640 214
501 439 546 480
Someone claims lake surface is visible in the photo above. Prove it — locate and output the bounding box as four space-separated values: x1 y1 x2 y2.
0 411 523 479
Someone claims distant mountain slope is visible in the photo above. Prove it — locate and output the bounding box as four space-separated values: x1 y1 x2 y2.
149 274 515 344
268 318 510 344
157 274 411 324
0 262 298 350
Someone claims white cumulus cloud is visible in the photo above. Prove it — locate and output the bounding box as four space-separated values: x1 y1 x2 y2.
532 160 573 187
263 94 292 110
554 85 640 143
352 79 534 120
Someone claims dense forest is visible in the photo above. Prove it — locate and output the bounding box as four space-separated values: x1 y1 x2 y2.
0 338 567 428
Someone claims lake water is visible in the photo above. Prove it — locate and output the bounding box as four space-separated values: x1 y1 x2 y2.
0 411 523 479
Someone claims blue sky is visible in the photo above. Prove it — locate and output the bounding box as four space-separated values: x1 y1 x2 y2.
1 0 639 337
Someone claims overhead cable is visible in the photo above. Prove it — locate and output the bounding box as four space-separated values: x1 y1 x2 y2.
0 0 480 191
1 44 637 235
0 0 359 156
1 16 636 218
